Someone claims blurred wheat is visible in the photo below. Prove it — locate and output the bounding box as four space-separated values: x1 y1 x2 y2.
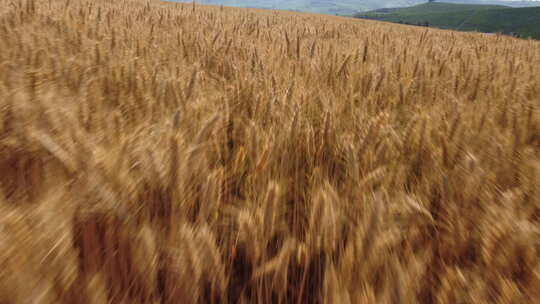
0 0 539 303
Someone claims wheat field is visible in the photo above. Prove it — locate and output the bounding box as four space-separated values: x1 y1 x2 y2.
0 0 539 303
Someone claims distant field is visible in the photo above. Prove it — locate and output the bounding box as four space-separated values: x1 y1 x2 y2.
169 0 428 15
357 2 540 39
1 0 540 303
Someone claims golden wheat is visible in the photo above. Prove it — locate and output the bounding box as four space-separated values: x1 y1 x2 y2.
0 0 539 303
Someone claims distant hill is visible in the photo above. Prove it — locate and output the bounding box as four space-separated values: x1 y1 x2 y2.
355 2 540 39
443 0 540 8
168 0 540 15
365 2 507 14
169 0 425 15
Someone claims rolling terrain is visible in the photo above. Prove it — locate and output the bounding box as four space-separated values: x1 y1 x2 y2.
356 2 540 39
1 0 540 303
169 0 540 15
170 0 425 15
364 2 507 14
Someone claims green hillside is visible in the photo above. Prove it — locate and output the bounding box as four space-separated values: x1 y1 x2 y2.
356 2 540 39
367 2 506 14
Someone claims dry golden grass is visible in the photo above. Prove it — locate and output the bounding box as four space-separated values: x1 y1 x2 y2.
0 0 539 303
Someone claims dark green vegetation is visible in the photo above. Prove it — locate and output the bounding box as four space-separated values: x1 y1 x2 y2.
364 2 507 14
356 2 540 39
